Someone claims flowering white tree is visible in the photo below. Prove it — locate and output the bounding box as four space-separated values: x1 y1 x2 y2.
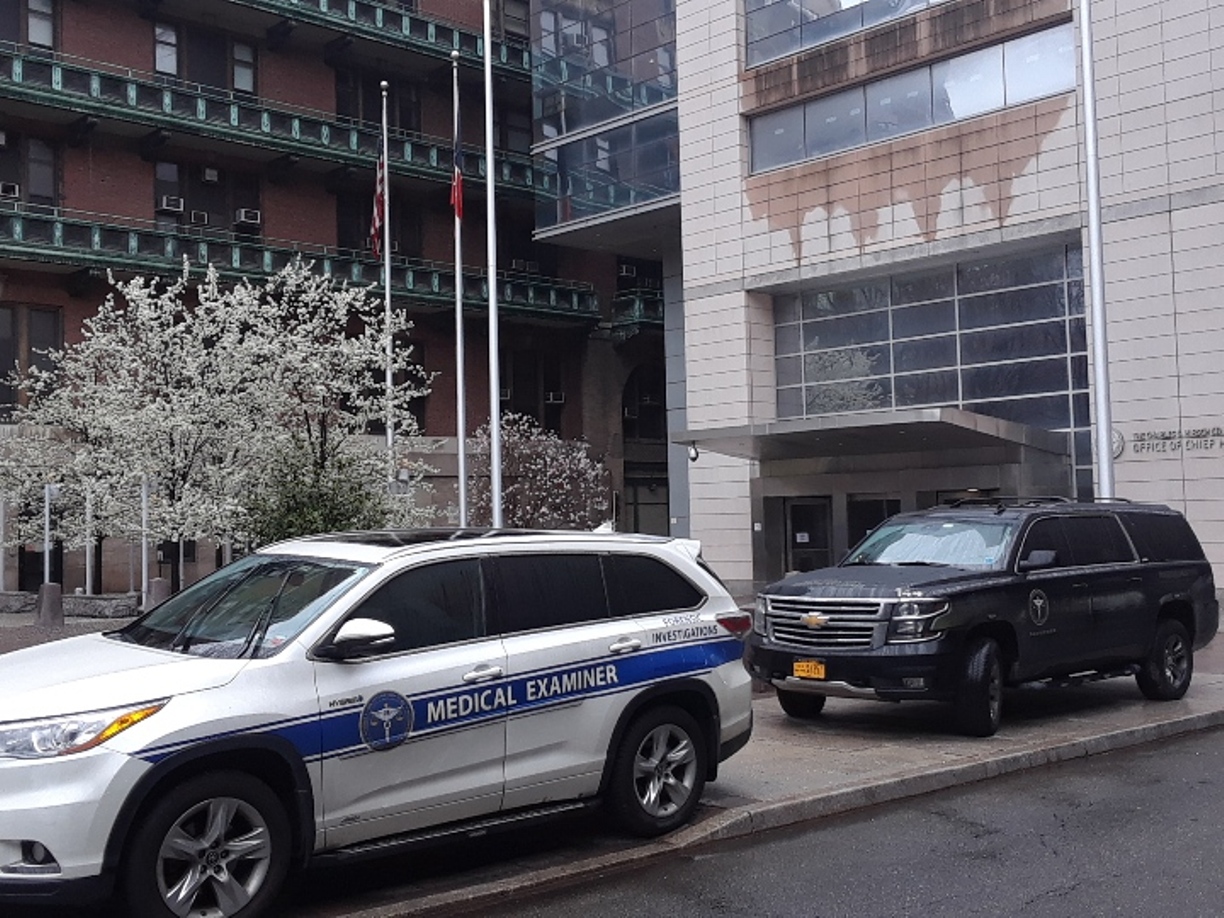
0 259 433 563
467 413 609 529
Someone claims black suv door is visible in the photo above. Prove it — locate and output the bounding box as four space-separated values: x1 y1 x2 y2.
1014 516 1090 674
1060 514 1145 662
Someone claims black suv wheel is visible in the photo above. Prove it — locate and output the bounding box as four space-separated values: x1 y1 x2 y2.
1136 619 1193 701
954 637 1003 737
777 689 827 720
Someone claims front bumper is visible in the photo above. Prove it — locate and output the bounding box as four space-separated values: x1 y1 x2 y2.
0 747 148 902
745 638 962 702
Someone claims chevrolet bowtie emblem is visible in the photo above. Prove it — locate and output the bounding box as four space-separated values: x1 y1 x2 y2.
799 613 830 628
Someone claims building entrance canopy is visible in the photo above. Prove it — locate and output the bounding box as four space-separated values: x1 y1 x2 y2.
678 407 1068 463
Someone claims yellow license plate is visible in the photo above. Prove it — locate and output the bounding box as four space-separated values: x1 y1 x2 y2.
793 660 826 680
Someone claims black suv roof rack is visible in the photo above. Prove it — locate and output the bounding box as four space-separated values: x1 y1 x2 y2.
947 496 1072 509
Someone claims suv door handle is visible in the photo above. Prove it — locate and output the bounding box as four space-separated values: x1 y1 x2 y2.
609 638 642 654
462 664 504 683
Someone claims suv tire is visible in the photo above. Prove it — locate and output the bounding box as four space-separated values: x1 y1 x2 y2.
954 637 1003 737
608 705 707 837
777 689 827 720
1136 618 1193 701
123 771 290 918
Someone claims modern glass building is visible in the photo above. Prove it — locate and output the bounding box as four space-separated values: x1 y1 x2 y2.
533 0 1224 595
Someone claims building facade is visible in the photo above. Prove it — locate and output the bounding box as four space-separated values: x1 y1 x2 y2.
531 0 1224 595
0 0 668 593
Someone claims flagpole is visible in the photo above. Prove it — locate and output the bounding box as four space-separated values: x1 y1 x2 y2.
1078 0 1114 499
380 80 394 487
482 0 502 527
452 51 468 527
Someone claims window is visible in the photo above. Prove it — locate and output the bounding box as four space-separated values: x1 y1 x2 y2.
748 24 1076 172
1062 517 1136 566
25 137 54 206
747 0 954 67
154 22 178 75
490 554 608 632
0 134 57 209
27 0 51 47
1119 513 1206 564
606 555 703 616
232 42 255 94
0 305 60 413
1018 518 1072 567
349 560 484 654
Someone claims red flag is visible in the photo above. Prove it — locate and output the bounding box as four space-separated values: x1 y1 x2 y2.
450 115 464 220
370 152 386 259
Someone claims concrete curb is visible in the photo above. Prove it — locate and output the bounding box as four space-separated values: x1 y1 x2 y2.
346 705 1224 918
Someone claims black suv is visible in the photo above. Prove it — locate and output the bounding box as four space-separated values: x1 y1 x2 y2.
745 499 1219 736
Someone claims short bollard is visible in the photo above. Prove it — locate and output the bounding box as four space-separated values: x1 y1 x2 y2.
36 581 64 630
147 577 171 609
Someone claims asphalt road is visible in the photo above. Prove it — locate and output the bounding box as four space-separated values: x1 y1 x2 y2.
472 726 1224 918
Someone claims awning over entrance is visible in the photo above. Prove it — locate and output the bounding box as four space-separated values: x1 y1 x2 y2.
677 407 1068 462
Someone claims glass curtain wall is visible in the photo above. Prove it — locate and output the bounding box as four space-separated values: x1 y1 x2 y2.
533 0 679 229
773 244 1095 497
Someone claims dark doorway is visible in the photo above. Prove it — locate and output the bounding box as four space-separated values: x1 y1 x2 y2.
785 498 832 573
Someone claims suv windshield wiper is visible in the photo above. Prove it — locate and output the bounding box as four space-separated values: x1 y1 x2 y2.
891 560 951 567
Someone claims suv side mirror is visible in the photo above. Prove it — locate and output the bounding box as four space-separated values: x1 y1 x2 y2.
315 617 396 661
1018 549 1058 572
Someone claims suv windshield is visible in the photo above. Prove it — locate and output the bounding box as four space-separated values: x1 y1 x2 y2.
113 554 371 659
845 517 1016 571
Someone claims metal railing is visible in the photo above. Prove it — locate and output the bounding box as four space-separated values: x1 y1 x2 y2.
0 43 548 195
0 202 599 321
223 0 531 76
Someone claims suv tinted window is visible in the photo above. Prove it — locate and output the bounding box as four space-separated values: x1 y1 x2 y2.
1018 518 1072 568
607 554 705 616
491 554 608 633
350 559 483 653
1062 515 1135 565
1118 512 1206 562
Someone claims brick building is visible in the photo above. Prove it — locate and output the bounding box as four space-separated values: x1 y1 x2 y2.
0 0 670 592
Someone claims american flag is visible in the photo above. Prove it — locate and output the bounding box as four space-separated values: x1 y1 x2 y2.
450 113 463 220
370 151 386 259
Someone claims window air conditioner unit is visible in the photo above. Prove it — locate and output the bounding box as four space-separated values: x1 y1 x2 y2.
234 207 262 226
201 167 220 184
499 388 511 401
189 210 209 225
0 182 20 199
156 195 184 214
563 32 588 51
545 391 565 405
618 264 637 278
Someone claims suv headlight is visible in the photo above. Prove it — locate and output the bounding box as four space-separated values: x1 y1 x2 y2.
0 701 166 759
887 600 949 643
753 596 768 635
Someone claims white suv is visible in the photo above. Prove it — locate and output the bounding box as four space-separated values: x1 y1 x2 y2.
0 530 753 917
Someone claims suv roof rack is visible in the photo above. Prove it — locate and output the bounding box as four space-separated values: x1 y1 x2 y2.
947 495 1072 509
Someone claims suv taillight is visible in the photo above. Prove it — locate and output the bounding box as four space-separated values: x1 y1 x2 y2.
715 610 753 637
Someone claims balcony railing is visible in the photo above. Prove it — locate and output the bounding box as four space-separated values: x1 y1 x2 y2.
609 289 664 341
224 0 530 77
0 44 548 195
0 203 599 322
